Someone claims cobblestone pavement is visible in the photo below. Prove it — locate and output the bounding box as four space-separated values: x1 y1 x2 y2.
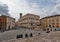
1 29 60 42
0 28 41 41
1 31 60 42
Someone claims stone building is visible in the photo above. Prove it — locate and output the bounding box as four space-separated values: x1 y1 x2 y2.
17 13 41 30
0 15 15 31
40 15 60 31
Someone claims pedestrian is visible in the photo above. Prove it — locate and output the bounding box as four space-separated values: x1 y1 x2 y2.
30 33 33 37
16 34 20 39
20 34 23 38
25 34 28 38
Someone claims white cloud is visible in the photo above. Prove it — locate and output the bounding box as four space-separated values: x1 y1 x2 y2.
0 0 30 20
0 0 60 20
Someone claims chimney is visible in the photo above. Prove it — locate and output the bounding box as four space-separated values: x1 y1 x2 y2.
20 13 22 18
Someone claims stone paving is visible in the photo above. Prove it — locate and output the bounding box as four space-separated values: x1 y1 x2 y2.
0 28 60 42
0 28 41 41
1 31 60 42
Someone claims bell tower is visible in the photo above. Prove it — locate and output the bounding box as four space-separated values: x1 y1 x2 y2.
20 13 22 18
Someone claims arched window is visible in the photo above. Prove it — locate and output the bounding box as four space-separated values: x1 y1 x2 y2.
52 19 54 22
57 26 59 28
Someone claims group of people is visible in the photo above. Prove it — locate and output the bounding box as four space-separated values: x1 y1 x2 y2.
16 33 33 39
